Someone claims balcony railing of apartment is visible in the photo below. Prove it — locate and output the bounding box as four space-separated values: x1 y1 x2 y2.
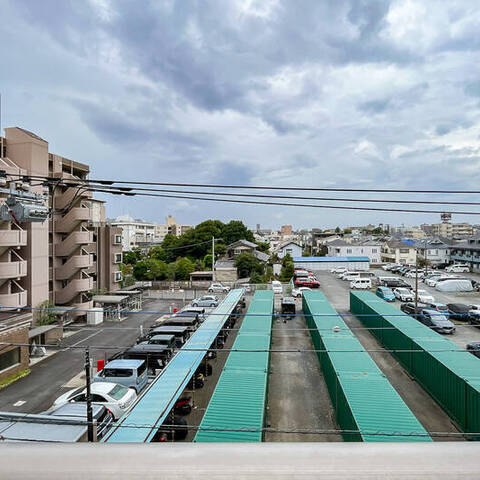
55 252 93 280
55 230 93 257
55 275 93 305
54 205 92 233
0 226 27 247
54 185 92 211
0 279 27 309
0 251 27 280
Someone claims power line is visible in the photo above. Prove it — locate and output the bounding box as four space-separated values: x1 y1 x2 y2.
85 188 480 216
80 183 480 206
6 172 480 194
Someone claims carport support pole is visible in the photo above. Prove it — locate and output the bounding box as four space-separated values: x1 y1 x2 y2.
85 347 94 442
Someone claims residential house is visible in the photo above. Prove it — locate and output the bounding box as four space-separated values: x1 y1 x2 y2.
415 238 452 266
274 241 303 259
381 241 417 265
327 239 382 264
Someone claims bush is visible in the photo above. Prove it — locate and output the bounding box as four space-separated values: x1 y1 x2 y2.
35 301 58 326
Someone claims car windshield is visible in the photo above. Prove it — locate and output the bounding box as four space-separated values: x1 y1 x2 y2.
397 289 410 294
108 384 129 400
103 368 133 378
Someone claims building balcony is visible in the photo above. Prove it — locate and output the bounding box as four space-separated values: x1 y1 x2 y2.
0 290 27 310
56 277 93 305
56 231 93 257
54 185 92 210
0 230 27 247
0 260 27 279
55 207 92 233
450 253 480 263
55 255 93 280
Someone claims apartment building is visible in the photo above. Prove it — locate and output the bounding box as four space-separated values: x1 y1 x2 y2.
421 222 474 238
450 236 480 272
327 239 382 263
381 241 417 264
0 127 121 380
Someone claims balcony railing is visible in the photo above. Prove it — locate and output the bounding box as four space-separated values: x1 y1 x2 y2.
55 255 93 280
56 277 93 304
0 260 27 279
0 230 27 247
0 290 27 309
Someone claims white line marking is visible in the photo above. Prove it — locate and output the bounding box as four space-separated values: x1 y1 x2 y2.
62 329 104 351
13 400 26 407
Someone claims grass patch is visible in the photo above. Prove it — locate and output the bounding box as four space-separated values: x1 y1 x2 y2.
0 368 30 390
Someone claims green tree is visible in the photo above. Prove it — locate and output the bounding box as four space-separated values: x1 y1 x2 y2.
279 262 294 282
371 227 383 235
35 300 58 326
221 220 254 245
173 257 196 280
235 252 262 278
161 234 182 263
335 226 341 234
255 241 270 253
343 228 352 234
133 258 168 281
282 253 293 267
123 249 143 265
148 246 167 262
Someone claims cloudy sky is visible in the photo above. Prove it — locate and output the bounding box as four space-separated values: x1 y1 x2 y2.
2 0 480 229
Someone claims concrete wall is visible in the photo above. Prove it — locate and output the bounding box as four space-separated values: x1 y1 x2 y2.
0 323 30 382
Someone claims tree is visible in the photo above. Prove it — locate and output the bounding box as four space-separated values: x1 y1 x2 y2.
235 252 262 278
148 246 167 262
282 253 293 267
133 258 168 281
123 249 143 265
343 228 352 234
335 226 341 234
173 257 195 280
302 250 311 257
279 261 294 282
161 234 181 263
255 241 270 253
371 227 383 235
221 220 254 245
35 300 58 326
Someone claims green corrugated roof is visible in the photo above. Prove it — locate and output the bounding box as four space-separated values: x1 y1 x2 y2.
195 290 274 442
303 290 431 442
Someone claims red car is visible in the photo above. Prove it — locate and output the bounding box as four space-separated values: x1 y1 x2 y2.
294 277 320 288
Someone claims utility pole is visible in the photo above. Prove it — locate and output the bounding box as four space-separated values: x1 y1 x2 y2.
85 347 94 442
424 239 428 277
212 236 215 282
414 249 418 315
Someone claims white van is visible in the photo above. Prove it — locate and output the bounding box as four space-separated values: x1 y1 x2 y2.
445 264 470 273
271 280 283 294
342 272 361 281
350 278 372 290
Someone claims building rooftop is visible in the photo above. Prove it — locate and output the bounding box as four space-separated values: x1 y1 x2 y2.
293 256 370 262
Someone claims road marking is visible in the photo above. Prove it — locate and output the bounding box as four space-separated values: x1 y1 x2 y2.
13 400 26 407
61 329 104 351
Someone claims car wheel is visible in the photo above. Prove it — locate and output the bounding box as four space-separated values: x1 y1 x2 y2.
192 303 198 307
210 303 215 307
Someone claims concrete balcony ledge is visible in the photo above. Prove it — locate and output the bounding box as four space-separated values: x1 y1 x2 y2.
55 208 92 233
0 291 27 309
55 255 93 280
0 230 27 247
56 277 93 304
56 231 93 257
0 260 27 279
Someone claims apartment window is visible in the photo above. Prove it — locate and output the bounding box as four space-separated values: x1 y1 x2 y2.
114 271 122 282
93 234 97 242
372 249 377 253
114 253 122 264
92 253 97 262
346 249 352 254
114 235 122 245
400 249 409 253
0 348 20 373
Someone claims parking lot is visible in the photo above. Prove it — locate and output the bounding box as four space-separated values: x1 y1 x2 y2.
370 267 480 349
318 271 464 440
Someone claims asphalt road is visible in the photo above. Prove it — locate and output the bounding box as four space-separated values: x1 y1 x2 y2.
0 298 179 414
318 271 463 441
266 295 340 442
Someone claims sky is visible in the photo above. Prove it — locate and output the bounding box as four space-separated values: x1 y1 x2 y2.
1 0 480 230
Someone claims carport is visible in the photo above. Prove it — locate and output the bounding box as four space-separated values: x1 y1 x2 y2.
92 295 129 320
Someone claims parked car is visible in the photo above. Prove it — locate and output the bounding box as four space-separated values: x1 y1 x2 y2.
294 277 320 288
382 264 400 271
421 302 448 312
144 326 190 347
271 280 283 294
51 382 137 420
423 274 442 285
393 288 414 302
447 303 473 321
94 359 148 394
468 305 480 326
350 278 372 290
192 296 218 307
466 342 480 358
426 275 456 287
280 297 296 316
417 289 435 304
341 272 361 281
331 267 347 274
291 286 312 298
208 283 230 293
445 263 470 273
419 309 456 334
375 286 395 302
144 334 176 353
400 302 422 318
152 416 188 442
43 403 114 440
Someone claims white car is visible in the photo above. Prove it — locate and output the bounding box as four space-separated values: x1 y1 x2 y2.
331 267 347 274
426 275 455 287
208 283 230 293
51 382 137 420
446 264 470 273
393 288 414 302
292 287 312 298
417 289 435 304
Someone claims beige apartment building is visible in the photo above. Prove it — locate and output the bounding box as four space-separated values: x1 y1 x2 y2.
0 127 122 381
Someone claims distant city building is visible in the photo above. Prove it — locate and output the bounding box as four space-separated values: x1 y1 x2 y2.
280 225 293 236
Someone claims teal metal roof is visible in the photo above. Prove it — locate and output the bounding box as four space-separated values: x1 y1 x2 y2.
104 289 245 443
195 290 274 442
303 290 431 442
